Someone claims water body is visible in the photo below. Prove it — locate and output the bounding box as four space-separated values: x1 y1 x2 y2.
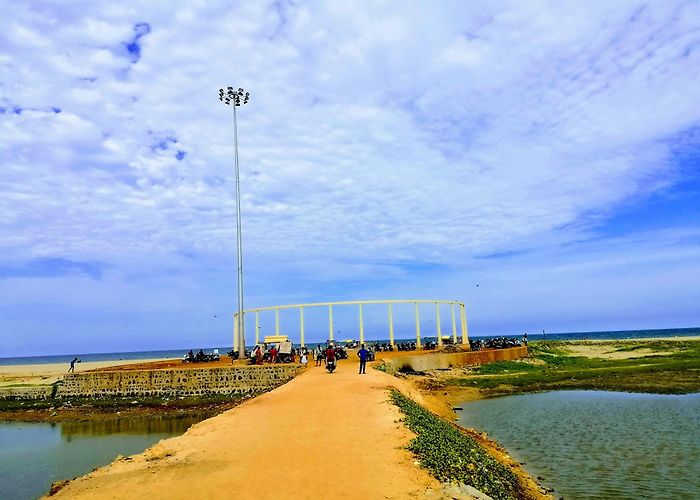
457 391 700 499
0 414 205 500
2 327 698 365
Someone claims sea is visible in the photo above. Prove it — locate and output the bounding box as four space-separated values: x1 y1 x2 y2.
1 326 698 366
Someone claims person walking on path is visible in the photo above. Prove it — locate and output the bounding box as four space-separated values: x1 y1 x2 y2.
68 357 78 373
315 345 323 366
357 344 368 374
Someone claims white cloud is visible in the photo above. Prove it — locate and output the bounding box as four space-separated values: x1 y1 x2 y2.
1 0 699 354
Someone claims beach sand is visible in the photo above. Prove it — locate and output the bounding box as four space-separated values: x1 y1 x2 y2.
0 358 176 387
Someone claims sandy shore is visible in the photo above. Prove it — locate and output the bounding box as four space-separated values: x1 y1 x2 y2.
0 358 176 387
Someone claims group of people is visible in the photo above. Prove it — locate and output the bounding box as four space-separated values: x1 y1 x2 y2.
184 349 220 363
468 336 524 351
310 343 369 374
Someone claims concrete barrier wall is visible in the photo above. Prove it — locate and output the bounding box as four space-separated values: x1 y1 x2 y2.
0 385 54 400
57 365 301 398
381 346 528 373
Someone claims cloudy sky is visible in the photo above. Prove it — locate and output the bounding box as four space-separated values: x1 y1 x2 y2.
1 1 699 356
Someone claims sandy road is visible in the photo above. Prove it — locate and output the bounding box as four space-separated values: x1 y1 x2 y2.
50 361 440 500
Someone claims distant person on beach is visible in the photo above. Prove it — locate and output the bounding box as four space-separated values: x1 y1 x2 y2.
68 357 78 372
522 333 528 345
270 345 278 364
357 344 368 374
300 352 308 367
315 345 323 366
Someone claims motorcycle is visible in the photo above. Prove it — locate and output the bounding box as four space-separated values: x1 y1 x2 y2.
326 358 336 373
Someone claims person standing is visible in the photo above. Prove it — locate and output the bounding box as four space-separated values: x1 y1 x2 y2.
357 344 368 374
315 345 323 366
270 345 278 364
254 345 263 365
68 357 78 373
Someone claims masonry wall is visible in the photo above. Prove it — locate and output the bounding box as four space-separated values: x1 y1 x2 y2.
381 346 528 372
0 385 54 400
57 365 301 398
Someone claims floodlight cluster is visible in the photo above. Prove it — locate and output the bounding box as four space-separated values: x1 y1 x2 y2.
219 87 250 106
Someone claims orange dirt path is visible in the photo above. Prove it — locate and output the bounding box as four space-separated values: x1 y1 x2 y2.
49 362 440 500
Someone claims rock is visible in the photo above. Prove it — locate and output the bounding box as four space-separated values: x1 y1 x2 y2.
48 480 70 496
145 443 173 461
441 482 493 500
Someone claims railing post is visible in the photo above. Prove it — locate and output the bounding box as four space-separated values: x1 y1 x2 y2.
436 302 442 346
414 302 421 349
328 304 334 342
451 303 457 343
255 310 260 345
300 306 305 347
233 313 239 351
461 304 469 345
388 302 394 346
359 303 364 343
275 308 280 335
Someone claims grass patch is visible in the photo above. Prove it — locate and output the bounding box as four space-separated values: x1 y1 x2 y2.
449 339 700 397
473 361 540 374
390 389 520 500
0 393 254 412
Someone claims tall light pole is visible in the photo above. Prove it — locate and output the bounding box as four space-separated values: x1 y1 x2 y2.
219 86 250 359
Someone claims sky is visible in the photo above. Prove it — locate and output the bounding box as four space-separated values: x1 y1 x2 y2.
1 1 699 357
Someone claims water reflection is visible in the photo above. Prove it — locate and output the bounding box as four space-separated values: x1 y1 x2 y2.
0 413 209 500
60 414 204 438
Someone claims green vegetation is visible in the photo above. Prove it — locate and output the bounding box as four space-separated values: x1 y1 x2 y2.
450 339 700 397
473 360 540 374
390 389 520 500
0 393 255 413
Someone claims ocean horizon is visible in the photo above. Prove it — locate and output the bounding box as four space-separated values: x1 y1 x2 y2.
2 326 698 366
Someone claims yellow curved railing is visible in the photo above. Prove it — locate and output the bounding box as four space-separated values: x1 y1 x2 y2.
233 299 469 349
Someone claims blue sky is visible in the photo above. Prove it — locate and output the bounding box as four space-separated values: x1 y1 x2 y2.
1 1 699 357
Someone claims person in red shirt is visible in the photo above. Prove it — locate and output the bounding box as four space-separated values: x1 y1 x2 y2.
325 345 336 363
270 345 278 364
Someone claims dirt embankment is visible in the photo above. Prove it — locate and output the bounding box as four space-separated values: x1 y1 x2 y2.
45 360 548 500
47 364 440 499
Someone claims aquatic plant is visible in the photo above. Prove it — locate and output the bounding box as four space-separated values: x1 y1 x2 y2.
390 389 519 500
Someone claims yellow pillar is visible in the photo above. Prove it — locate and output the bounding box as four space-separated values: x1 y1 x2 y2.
359 303 364 343
414 302 421 348
460 304 469 345
233 313 239 351
436 302 442 346
300 306 305 347
255 311 260 345
275 308 280 335
451 303 457 343
328 304 334 341
388 302 394 346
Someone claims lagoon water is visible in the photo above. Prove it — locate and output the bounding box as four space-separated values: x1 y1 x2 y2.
457 391 700 499
0 415 204 500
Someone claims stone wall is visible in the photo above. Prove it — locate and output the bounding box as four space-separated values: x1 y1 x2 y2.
57 365 301 398
0 385 54 400
380 346 528 373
